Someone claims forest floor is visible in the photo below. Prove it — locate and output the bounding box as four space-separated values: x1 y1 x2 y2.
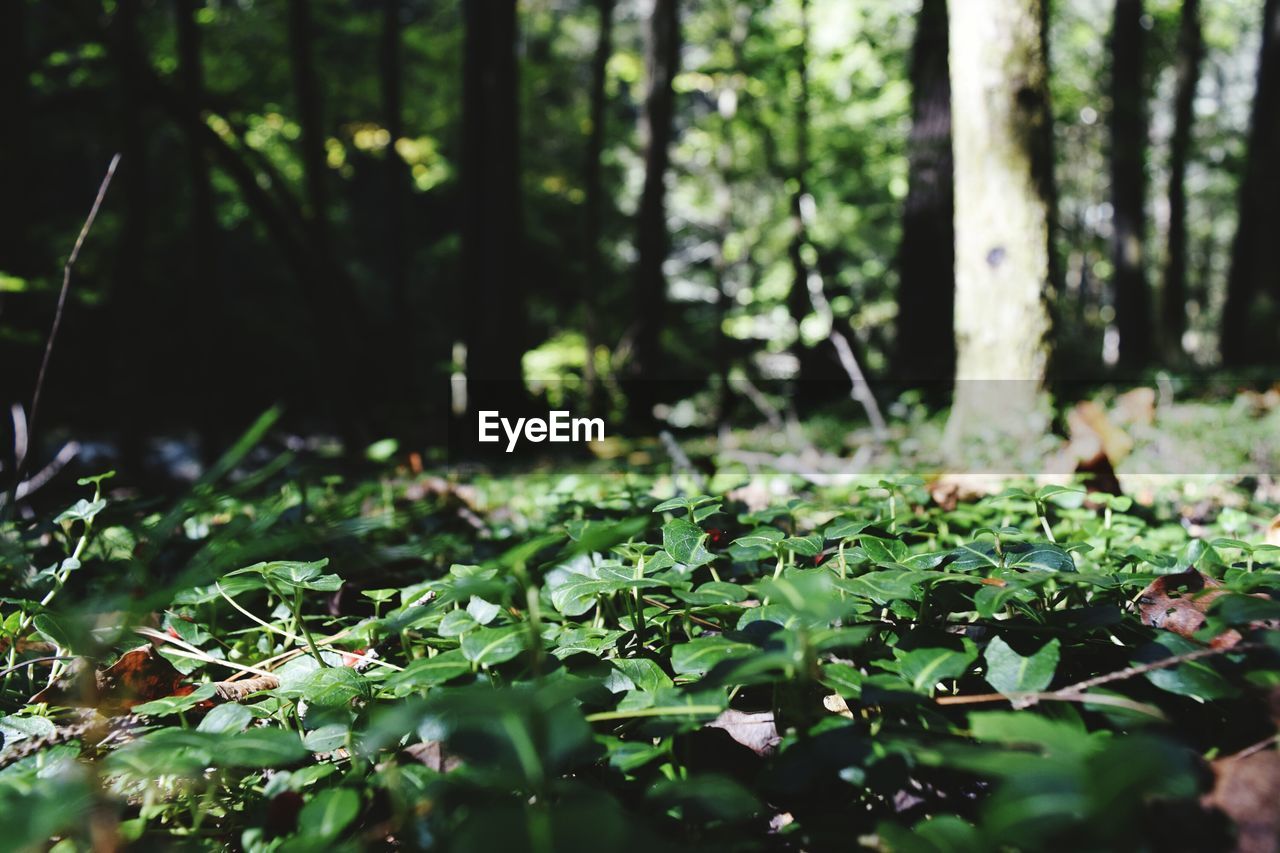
1 390 1279 851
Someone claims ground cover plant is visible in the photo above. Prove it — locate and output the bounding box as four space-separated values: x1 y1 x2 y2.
2 412 1279 852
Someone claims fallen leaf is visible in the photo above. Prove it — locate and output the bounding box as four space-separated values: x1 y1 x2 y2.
823 693 854 719
31 645 191 714
1203 749 1280 853
927 474 1004 511
1133 570 1277 650
1137 570 1231 643
706 709 780 757
402 740 462 773
1112 387 1157 427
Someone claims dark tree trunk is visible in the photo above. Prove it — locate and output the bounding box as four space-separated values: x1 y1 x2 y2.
1160 0 1201 360
287 0 330 245
893 0 954 387
627 0 680 422
582 0 615 409
1110 0 1151 370
786 0 813 333
462 0 525 402
108 0 151 468
1221 0 1280 367
380 0 412 376
175 0 216 298
0 0 31 292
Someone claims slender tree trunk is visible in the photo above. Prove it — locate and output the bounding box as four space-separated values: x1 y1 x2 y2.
1110 0 1151 370
1221 0 1280 367
627 0 680 423
380 0 412 376
1160 0 1201 360
109 0 152 468
946 0 1056 449
786 0 813 334
462 0 525 403
894 0 954 388
287 0 330 245
0 0 31 293
582 0 615 409
175 0 216 298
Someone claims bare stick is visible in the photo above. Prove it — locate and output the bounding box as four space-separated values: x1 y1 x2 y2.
936 642 1256 712
6 155 121 511
803 268 888 439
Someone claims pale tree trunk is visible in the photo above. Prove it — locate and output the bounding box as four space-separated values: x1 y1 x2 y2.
945 0 1056 453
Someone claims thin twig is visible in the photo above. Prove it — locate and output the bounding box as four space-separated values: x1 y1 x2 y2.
1060 642 1256 694
1223 734 1280 762
215 582 402 671
6 154 120 512
0 442 81 507
936 642 1257 713
135 626 275 677
0 655 79 682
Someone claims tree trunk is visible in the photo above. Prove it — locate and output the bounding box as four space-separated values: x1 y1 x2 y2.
175 0 216 299
0 0 31 291
627 0 680 423
1161 0 1201 361
462 0 525 401
786 0 813 335
945 0 1056 449
1220 0 1280 367
380 0 412 376
287 0 330 245
582 0 615 409
894 0 954 388
1110 0 1151 371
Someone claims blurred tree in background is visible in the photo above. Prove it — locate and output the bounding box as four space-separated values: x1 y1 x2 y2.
0 0 1275 461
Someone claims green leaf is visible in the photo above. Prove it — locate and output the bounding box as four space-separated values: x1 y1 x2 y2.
285 667 372 707
781 532 824 557
662 518 715 567
461 625 526 666
197 702 253 735
824 518 873 540
731 527 784 549
860 535 909 566
303 723 350 753
0 714 58 742
671 636 756 675
983 636 1060 694
55 498 106 526
299 788 360 839
652 495 715 513
132 683 219 716
438 608 479 636
611 658 673 694
896 641 977 693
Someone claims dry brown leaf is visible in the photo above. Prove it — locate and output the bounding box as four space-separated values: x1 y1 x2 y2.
1135 570 1275 650
31 644 192 714
823 693 854 719
927 474 1004 511
1267 515 1280 549
402 740 462 773
1203 749 1280 853
706 709 780 757
1112 387 1157 427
